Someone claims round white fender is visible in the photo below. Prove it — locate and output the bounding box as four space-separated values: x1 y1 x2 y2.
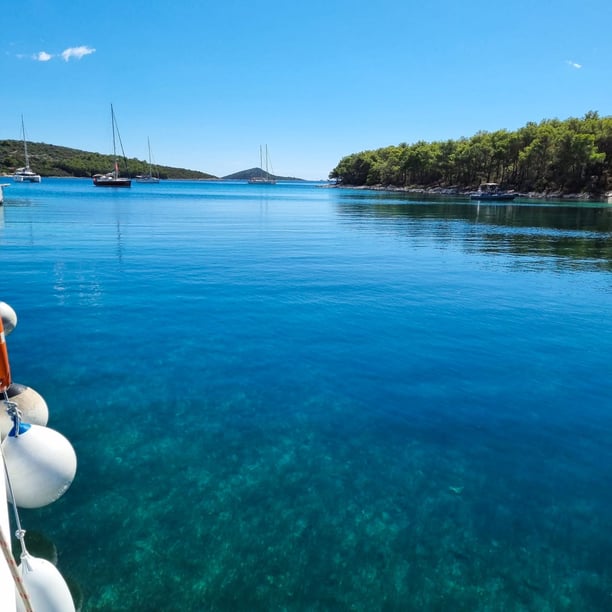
15 554 75 612
0 461 17 612
3 423 77 509
0 302 17 335
0 383 49 440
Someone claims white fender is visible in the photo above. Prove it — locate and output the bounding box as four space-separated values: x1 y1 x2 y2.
0 461 17 611
3 423 77 509
16 554 75 612
0 383 49 440
0 302 17 335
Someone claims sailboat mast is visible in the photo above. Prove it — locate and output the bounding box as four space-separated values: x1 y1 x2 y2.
93 104 131 186
111 105 117 162
21 115 30 168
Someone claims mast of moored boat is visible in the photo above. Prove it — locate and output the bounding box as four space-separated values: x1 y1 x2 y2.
111 104 118 179
147 137 156 178
21 116 30 170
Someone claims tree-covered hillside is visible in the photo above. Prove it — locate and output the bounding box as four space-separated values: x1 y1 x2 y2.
330 112 612 195
0 140 216 180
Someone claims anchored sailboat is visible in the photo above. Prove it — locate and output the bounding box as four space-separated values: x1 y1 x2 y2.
93 105 132 188
248 145 276 184
135 138 160 183
13 116 41 183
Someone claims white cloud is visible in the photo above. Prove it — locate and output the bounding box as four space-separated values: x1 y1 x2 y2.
61 46 96 61
565 60 582 69
35 51 53 62
18 45 96 62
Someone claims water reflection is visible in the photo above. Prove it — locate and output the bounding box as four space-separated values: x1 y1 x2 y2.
113 200 124 264
335 194 612 270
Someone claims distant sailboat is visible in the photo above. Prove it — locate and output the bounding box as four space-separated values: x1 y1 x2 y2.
13 116 41 183
248 145 276 184
93 104 132 188
135 137 160 183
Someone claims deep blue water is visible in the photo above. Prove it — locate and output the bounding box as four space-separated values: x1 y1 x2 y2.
1 178 612 611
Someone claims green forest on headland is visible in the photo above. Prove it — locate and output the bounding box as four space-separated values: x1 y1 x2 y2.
0 140 214 180
330 112 612 196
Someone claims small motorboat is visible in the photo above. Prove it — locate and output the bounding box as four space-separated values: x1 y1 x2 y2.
470 183 516 201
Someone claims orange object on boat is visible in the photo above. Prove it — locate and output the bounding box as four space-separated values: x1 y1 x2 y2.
0 316 11 392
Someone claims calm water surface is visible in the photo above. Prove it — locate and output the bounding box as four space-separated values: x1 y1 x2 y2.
1 179 611 610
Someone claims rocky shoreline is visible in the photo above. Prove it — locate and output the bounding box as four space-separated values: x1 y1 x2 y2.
331 183 612 203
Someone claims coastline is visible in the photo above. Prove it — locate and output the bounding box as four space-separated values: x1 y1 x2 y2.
4 175 611 203
330 183 612 203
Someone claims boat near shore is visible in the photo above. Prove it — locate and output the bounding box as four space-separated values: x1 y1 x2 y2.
248 145 276 185
93 105 131 188
135 137 160 183
13 116 41 184
470 183 516 201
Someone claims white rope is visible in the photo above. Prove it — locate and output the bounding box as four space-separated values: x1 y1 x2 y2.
1 449 34 612
2 391 34 611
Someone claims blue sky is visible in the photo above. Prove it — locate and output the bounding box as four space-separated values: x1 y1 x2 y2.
2 0 611 180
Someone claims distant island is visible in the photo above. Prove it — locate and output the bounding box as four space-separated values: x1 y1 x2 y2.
329 111 612 198
222 168 304 182
0 141 305 182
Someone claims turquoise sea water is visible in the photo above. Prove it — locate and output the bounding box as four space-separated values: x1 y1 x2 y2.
1 179 612 611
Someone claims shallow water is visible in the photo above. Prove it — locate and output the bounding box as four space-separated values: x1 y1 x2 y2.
2 179 612 610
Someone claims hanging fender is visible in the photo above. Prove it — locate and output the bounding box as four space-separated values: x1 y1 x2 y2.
0 316 11 393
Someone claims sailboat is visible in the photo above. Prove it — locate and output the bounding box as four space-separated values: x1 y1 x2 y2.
248 145 276 184
93 105 132 187
13 116 41 183
135 138 160 183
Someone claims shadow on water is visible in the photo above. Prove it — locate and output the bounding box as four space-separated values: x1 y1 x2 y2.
335 192 612 270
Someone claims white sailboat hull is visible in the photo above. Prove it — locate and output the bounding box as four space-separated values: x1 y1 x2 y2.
135 138 160 183
248 144 276 184
13 170 41 183
14 117 42 183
